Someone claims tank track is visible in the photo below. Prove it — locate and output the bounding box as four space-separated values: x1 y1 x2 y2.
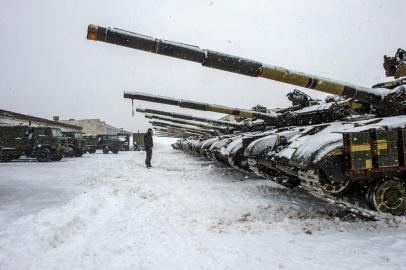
298 170 392 221
198 151 394 221
250 163 299 189
249 163 269 179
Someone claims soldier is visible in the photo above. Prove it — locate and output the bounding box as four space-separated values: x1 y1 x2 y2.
144 128 153 168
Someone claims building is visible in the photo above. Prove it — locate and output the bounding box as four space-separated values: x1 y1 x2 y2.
0 109 82 132
58 119 131 135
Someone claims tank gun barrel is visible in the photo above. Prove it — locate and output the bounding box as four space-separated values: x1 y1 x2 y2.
153 127 168 132
145 114 230 132
124 91 276 122
152 126 212 137
150 121 218 136
163 128 205 137
88 24 388 104
137 107 241 128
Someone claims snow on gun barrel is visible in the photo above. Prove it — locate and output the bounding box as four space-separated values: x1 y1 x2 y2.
87 24 405 108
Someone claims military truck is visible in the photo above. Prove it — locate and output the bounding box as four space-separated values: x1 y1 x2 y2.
133 132 145 151
83 134 120 154
0 126 63 162
97 134 120 154
117 133 130 151
83 135 98 153
62 131 86 157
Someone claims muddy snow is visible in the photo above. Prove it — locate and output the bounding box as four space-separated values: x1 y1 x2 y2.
1 137 406 270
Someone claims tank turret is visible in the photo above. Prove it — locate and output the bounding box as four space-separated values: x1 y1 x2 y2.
383 48 406 79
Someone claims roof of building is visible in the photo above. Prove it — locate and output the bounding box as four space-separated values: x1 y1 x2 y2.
0 109 83 130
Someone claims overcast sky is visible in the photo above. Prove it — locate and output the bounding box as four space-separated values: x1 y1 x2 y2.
0 0 405 132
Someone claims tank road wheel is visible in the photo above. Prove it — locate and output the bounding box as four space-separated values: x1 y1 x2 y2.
319 151 350 194
370 179 406 215
366 184 376 211
319 175 351 194
102 147 109 154
36 148 51 162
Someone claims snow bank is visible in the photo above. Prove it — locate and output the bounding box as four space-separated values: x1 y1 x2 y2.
1 137 406 270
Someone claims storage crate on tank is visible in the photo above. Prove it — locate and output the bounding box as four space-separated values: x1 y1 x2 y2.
343 131 372 170
402 128 406 167
374 129 399 168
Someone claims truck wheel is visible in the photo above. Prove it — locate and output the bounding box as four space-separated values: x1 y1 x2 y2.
74 151 83 157
102 147 109 154
51 151 63 161
0 155 14 162
88 148 96 154
112 148 118 154
37 148 51 162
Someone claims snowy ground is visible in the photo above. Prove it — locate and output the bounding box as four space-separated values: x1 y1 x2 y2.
1 137 406 270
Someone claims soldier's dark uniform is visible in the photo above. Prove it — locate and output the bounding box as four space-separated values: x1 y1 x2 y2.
144 129 153 168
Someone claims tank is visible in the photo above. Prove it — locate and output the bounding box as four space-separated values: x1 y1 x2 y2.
87 25 406 216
